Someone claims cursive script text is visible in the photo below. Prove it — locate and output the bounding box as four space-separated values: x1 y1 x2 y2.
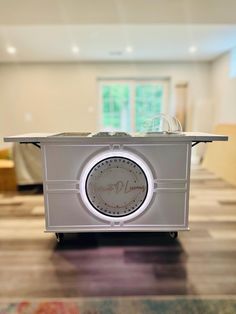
92 180 146 194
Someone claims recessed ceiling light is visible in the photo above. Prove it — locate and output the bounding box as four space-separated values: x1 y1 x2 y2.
6 46 17 55
189 45 197 54
72 45 80 54
126 46 133 53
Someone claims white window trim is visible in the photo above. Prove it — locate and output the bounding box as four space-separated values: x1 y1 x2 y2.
98 78 170 132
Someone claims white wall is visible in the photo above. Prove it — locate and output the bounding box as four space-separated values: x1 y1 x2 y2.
211 51 236 125
0 61 212 146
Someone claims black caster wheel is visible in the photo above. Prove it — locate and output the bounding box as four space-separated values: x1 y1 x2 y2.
55 233 64 243
169 232 178 239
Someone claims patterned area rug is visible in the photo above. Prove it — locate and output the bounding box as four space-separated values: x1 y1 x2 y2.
1 297 236 314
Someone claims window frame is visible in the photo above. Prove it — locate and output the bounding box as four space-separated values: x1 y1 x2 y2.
98 78 169 132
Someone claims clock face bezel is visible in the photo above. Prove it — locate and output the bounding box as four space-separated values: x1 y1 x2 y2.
79 150 154 222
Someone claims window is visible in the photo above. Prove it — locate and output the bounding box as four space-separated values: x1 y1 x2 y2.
99 80 169 132
230 47 236 78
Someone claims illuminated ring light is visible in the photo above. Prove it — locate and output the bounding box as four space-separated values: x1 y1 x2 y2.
79 150 154 222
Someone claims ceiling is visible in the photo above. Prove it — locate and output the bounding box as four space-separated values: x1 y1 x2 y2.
0 25 236 62
0 0 236 62
1 0 236 25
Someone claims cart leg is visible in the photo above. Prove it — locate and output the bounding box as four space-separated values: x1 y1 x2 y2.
169 231 178 239
55 233 64 243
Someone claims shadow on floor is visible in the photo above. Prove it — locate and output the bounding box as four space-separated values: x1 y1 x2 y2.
55 232 182 250
52 232 190 296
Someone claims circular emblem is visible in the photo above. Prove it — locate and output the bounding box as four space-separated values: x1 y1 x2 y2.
79 150 154 222
86 157 148 217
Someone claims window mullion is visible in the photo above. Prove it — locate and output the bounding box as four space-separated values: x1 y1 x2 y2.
130 81 135 133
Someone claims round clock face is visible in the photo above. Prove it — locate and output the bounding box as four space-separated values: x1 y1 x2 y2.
85 157 148 217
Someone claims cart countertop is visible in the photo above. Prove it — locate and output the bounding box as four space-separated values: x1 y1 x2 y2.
4 132 228 144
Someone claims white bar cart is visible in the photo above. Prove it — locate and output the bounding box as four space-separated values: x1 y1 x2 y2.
4 131 228 242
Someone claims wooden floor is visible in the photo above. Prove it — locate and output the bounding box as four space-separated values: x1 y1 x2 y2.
0 167 236 298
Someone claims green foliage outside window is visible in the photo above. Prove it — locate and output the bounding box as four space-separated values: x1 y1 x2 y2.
135 84 163 131
102 84 130 130
101 82 164 132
